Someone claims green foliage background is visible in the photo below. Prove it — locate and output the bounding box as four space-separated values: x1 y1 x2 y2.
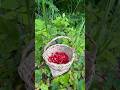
86 0 120 89
0 0 34 89
35 0 85 90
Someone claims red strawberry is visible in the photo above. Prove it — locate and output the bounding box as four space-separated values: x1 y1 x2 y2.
48 52 69 64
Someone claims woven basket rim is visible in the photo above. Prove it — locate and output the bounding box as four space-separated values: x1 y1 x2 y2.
42 44 75 66
45 44 72 50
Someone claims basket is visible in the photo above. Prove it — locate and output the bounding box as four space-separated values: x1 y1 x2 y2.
18 39 35 90
42 36 75 77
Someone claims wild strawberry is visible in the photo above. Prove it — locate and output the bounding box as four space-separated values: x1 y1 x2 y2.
48 52 69 64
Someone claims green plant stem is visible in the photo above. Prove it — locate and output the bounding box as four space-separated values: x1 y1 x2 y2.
42 0 47 30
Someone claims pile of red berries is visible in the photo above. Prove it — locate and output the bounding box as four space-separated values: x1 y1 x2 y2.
48 52 69 64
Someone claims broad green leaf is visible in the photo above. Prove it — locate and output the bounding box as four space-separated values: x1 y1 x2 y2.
40 83 48 90
35 70 42 83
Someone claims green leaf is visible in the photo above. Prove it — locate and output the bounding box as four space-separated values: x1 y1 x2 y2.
35 70 42 83
40 83 48 90
78 79 85 90
51 82 59 90
59 73 69 86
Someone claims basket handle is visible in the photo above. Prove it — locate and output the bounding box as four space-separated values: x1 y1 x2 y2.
44 36 71 51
